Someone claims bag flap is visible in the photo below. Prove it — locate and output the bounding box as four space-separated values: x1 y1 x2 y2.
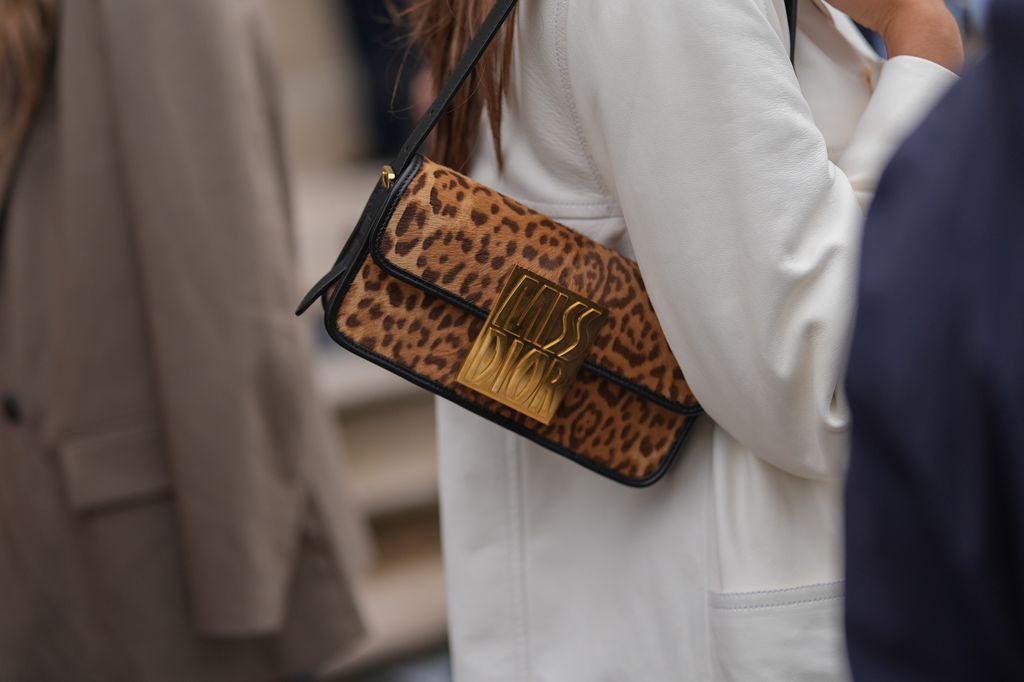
371 157 699 413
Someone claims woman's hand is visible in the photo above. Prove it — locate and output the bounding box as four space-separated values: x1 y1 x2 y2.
828 0 964 72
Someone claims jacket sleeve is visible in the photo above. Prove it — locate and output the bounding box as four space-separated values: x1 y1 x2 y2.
566 0 956 479
97 0 322 635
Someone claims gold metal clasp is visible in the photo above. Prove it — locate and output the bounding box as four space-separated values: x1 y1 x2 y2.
457 266 608 424
380 165 397 189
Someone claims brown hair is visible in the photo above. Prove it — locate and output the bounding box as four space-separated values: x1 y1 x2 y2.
394 0 517 172
0 0 56 171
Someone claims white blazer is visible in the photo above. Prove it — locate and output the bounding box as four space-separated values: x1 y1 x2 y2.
436 0 957 679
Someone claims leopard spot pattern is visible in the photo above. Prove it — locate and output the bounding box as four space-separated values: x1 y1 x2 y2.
377 159 697 408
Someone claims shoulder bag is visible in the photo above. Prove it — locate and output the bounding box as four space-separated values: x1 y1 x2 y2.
296 0 798 486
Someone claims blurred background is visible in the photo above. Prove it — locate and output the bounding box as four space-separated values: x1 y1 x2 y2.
267 2 446 680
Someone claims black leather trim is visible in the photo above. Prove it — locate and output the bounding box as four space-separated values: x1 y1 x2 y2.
369 155 703 417
323 237 698 487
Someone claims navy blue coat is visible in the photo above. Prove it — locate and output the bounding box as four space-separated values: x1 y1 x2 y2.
845 2 1024 680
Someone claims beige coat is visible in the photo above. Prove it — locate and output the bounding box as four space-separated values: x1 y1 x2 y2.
0 1 363 680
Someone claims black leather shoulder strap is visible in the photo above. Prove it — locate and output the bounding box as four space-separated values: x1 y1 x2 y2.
391 0 519 175
297 0 798 315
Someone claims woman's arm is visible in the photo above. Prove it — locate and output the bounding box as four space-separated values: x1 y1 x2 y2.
566 0 957 479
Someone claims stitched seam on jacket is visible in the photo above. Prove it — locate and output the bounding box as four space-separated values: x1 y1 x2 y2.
555 0 613 199
505 434 533 680
712 580 844 598
708 581 845 610
517 435 534 679
710 593 844 611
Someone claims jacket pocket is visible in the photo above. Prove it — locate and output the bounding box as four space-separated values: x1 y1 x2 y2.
708 582 850 681
58 420 171 514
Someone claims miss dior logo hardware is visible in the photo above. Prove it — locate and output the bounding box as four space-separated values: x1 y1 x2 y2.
457 265 609 424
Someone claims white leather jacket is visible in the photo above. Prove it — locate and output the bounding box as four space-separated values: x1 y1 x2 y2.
437 1 957 679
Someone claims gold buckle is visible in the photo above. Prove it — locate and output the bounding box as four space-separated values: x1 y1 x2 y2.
380 165 396 189
457 266 608 424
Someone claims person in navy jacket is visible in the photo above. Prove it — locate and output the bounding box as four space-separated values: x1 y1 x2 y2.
845 1 1024 679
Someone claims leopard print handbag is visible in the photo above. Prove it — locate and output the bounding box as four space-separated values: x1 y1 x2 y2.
297 0 795 485
307 154 702 485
